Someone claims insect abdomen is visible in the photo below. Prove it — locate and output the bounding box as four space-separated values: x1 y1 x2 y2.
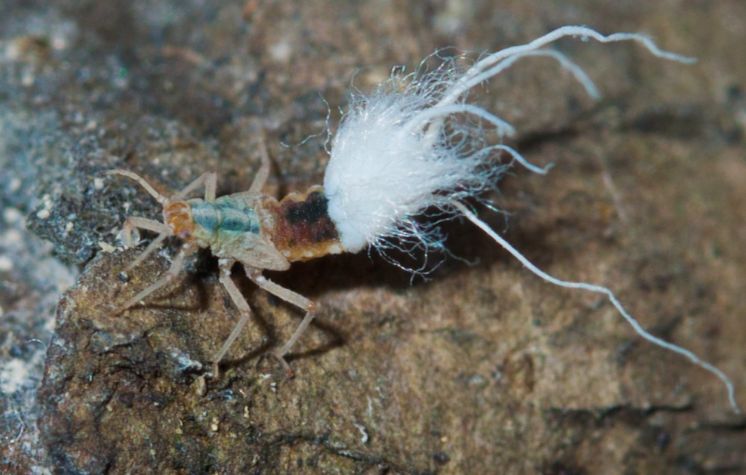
262 185 345 262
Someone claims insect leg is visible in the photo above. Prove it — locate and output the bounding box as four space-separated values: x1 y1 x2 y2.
248 132 271 194
121 217 172 247
170 172 218 203
110 243 194 316
212 258 255 378
119 217 173 270
125 233 169 271
245 267 315 377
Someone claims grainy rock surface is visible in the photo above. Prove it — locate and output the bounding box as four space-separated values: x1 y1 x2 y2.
0 0 745 474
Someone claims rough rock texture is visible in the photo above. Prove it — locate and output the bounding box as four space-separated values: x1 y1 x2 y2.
0 0 744 473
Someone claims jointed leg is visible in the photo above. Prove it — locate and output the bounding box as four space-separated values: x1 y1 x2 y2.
170 172 217 203
212 259 255 378
119 217 174 271
245 267 315 376
248 132 271 194
121 217 172 247
110 243 195 316
125 233 169 271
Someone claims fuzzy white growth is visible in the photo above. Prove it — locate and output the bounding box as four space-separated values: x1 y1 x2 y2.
324 60 542 255
324 26 694 254
324 82 516 255
324 26 741 413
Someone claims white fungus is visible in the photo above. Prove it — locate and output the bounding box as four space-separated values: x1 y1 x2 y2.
324 26 692 255
322 26 740 413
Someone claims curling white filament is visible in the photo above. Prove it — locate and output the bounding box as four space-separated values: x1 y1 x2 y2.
323 26 740 413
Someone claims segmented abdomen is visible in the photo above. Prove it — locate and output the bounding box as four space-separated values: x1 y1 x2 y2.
191 197 261 236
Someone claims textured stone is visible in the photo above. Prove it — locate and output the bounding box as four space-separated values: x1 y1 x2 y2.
0 0 744 473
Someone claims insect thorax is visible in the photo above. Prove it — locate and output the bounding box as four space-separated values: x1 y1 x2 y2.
188 196 262 245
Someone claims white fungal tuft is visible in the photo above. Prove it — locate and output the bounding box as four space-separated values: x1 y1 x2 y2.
323 26 684 256
324 27 652 252
324 68 514 255
323 27 741 413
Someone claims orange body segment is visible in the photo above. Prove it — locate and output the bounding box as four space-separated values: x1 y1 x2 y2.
164 202 195 240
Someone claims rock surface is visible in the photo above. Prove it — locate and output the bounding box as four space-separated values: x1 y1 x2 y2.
0 0 744 473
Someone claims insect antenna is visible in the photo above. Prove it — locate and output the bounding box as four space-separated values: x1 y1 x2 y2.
106 170 170 205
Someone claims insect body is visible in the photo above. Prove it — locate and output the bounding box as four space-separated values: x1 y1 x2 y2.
107 143 345 377
169 186 342 268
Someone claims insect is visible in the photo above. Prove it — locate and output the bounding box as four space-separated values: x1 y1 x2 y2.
107 135 344 378
107 26 739 412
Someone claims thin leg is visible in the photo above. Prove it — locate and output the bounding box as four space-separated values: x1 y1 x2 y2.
110 243 194 315
122 217 172 247
245 267 315 376
212 259 255 378
248 132 271 194
170 172 218 203
204 172 217 203
126 233 168 271
120 217 174 271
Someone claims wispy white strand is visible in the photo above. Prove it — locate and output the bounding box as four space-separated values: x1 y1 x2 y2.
437 25 696 108
448 48 602 106
492 145 553 175
400 103 516 138
451 200 740 414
